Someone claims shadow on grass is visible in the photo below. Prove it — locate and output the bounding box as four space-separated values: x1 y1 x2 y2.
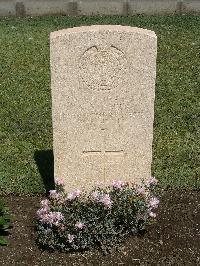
34 150 55 195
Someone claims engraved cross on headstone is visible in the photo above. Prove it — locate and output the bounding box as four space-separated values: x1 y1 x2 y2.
82 112 124 181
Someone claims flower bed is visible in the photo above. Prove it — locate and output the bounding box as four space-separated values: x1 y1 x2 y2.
36 177 159 253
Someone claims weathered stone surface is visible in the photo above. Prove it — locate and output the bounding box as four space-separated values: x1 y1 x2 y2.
16 2 26 17
50 25 157 192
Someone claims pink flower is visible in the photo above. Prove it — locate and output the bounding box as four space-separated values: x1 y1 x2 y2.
36 206 50 223
40 199 50 207
49 190 57 195
37 205 50 215
66 189 81 201
75 222 85 229
74 189 81 197
49 190 61 200
37 208 64 226
112 180 124 190
149 211 157 218
91 191 100 201
136 186 150 199
67 234 74 243
46 211 64 226
100 194 112 209
55 178 65 186
91 192 112 208
66 193 75 201
136 186 146 195
146 176 158 186
148 197 160 209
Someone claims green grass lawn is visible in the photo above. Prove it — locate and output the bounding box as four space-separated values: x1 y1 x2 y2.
0 15 199 195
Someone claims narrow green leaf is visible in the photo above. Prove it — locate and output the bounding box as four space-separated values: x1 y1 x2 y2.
0 236 8 246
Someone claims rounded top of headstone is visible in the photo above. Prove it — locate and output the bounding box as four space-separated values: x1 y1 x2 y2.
50 25 157 39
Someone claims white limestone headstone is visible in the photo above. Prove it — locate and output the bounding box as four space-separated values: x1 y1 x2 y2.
50 25 157 192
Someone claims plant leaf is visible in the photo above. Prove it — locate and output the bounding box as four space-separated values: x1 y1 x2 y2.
0 236 8 246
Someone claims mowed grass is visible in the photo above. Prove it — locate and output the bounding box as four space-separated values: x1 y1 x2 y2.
0 15 199 195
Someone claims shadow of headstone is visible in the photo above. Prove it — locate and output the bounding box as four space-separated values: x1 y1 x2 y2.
34 150 54 195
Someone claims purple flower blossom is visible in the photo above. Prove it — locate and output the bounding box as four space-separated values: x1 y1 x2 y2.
67 234 74 243
75 222 85 229
49 190 61 200
49 190 57 196
112 180 124 190
74 189 81 197
136 186 150 199
100 194 112 209
36 206 50 223
46 211 64 226
148 197 160 209
149 211 157 218
91 191 112 208
66 189 81 201
40 199 50 208
136 186 146 195
37 208 64 226
146 176 158 186
37 205 50 216
55 178 65 187
91 191 100 201
66 193 75 201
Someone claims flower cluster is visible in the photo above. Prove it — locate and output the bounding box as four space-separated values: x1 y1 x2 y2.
49 190 61 200
136 186 149 196
37 195 64 226
75 222 85 229
36 176 159 253
41 199 50 207
136 176 158 196
100 194 112 209
91 191 112 209
111 180 125 190
147 196 160 218
66 189 81 201
55 178 65 187
37 208 64 227
67 234 74 243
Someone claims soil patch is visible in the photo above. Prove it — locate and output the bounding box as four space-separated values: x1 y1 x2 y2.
1 190 200 265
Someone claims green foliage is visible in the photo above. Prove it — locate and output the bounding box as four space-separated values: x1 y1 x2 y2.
36 178 159 253
0 15 199 194
0 199 12 245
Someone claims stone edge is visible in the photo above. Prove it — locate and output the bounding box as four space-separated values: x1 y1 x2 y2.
50 25 157 40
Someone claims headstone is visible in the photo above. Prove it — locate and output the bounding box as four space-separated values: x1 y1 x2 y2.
50 25 157 192
16 2 26 17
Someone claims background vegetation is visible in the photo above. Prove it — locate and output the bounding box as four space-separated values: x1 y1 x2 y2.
0 15 199 195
